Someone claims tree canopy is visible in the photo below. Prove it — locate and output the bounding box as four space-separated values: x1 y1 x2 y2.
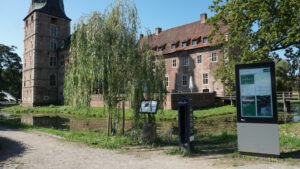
64 0 166 133
275 59 295 91
208 0 300 93
0 44 22 100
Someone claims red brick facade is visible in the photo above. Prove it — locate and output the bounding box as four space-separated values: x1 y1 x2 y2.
22 0 70 106
148 14 225 96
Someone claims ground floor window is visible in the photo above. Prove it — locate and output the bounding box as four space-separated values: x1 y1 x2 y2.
203 89 210 93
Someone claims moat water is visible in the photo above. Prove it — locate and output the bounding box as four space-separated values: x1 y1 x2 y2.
0 102 299 137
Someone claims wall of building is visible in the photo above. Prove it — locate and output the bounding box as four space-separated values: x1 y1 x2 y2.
22 11 70 106
164 47 224 96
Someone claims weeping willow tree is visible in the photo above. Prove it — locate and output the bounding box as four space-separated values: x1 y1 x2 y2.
64 0 166 135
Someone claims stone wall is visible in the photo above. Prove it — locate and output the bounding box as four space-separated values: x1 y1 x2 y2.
165 93 216 110
90 93 216 110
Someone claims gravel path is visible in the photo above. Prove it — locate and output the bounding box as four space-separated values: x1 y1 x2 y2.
0 126 299 169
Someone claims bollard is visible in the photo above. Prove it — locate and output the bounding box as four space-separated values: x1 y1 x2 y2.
178 97 194 153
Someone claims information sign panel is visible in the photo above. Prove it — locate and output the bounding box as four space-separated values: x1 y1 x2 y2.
235 62 278 124
139 100 159 114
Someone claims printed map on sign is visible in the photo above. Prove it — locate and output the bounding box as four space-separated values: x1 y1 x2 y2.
239 68 273 118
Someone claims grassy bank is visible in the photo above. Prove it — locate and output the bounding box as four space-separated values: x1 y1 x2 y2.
1 105 236 120
0 120 139 149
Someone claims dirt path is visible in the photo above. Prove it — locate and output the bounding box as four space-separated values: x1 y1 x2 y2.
0 126 299 169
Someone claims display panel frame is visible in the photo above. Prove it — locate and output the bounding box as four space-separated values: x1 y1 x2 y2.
139 100 159 114
235 62 278 124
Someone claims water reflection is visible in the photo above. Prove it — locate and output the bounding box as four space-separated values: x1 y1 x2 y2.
21 115 70 130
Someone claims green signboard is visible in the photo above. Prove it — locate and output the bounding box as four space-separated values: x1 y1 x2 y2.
239 67 273 118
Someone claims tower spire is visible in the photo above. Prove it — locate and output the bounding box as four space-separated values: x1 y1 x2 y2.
25 0 70 21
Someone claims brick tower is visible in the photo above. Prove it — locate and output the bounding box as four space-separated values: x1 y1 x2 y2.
22 0 71 106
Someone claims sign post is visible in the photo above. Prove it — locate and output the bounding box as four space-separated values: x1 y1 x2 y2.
178 97 194 152
139 100 159 143
235 62 280 156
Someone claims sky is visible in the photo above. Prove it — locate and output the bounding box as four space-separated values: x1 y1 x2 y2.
0 0 215 60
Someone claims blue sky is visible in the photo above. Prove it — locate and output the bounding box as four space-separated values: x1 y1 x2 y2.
0 0 215 60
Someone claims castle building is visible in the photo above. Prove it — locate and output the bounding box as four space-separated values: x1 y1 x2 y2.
149 14 225 96
22 0 225 107
22 0 71 106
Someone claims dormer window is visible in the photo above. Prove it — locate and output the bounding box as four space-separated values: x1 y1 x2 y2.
192 40 198 45
157 44 166 52
203 37 208 43
182 42 187 48
171 44 177 49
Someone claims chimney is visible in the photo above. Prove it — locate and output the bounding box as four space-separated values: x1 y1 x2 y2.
155 27 162 35
140 34 144 39
200 13 207 24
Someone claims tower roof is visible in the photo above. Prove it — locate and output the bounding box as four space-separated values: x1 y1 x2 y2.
24 0 71 21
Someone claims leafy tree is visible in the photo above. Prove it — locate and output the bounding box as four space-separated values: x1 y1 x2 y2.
275 60 294 91
0 44 22 100
208 0 300 93
64 0 166 135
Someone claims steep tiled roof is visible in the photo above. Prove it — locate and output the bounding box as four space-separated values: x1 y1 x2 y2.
149 20 223 55
24 0 71 21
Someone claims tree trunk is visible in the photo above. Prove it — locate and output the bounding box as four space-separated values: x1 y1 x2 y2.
107 106 111 136
122 100 125 135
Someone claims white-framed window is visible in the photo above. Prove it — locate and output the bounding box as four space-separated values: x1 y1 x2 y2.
212 53 218 62
197 55 202 63
182 75 188 86
50 54 57 67
183 57 189 66
50 74 56 86
50 24 57 37
203 89 210 93
182 42 187 48
203 73 208 84
158 47 163 52
203 37 208 43
50 39 57 51
172 59 177 67
171 44 176 49
165 76 169 87
192 40 198 45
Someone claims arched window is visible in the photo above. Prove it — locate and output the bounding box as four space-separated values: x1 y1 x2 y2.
50 75 56 86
